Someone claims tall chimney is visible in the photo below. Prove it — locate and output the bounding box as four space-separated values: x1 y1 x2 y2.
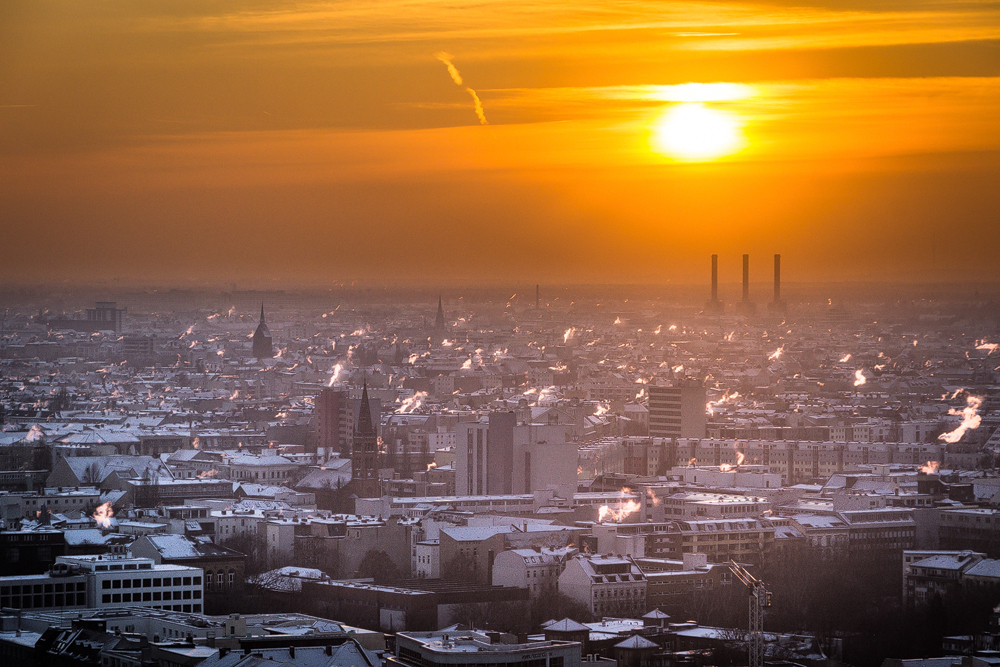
773 254 781 303
711 255 718 302
742 254 750 302
536 284 540 310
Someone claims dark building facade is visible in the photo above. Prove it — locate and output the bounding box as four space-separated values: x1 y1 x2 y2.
252 304 274 359
351 383 381 498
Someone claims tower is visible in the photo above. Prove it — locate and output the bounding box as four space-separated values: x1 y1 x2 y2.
769 254 786 312
706 254 724 313
434 296 445 331
351 381 381 498
738 255 756 315
252 304 273 359
742 254 750 302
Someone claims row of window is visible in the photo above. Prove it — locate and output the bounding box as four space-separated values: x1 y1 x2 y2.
147 604 201 613
93 563 153 572
101 590 201 604
0 593 86 608
1 582 83 595
204 570 237 590
101 576 200 589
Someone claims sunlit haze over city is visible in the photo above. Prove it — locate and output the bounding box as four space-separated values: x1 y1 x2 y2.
2 3 1000 667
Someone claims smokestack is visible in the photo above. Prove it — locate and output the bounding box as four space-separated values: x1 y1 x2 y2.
536 284 540 310
742 254 750 302
773 254 781 303
711 255 718 302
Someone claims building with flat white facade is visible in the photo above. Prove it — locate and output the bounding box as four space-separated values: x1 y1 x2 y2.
558 554 646 617
57 553 204 612
0 553 204 613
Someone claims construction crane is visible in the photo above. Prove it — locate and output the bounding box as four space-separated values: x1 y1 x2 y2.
729 560 772 667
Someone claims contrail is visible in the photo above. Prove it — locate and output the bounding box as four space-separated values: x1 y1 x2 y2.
435 52 463 86
466 88 488 125
434 52 488 125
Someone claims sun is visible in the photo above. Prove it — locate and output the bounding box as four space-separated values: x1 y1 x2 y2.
651 102 746 161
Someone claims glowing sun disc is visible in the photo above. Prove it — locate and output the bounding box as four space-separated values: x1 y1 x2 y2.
651 102 746 161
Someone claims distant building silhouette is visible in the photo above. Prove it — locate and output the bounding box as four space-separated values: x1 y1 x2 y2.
47 301 126 333
434 296 445 331
252 304 273 358
351 382 381 498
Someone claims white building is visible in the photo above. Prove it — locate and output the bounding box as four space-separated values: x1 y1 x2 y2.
415 540 440 579
491 547 569 598
57 553 204 612
558 554 646 617
227 454 299 485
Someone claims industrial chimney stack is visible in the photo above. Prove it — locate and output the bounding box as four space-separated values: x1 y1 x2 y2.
706 254 724 313
738 254 756 315
769 254 787 312
742 254 750 302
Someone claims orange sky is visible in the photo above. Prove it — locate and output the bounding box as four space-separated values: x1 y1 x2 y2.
1 0 998 287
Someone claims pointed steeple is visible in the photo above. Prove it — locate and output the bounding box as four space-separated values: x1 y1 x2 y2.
355 379 376 436
434 296 445 330
252 303 273 358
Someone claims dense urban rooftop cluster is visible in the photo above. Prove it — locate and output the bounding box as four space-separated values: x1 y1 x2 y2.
2 287 1000 667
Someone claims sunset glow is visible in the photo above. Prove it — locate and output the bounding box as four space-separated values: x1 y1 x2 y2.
651 103 746 160
0 0 997 285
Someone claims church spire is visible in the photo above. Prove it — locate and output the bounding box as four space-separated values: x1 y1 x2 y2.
252 303 273 359
355 379 375 436
434 295 445 330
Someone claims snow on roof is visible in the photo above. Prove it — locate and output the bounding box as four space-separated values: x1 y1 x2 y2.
146 534 202 558
964 559 1000 579
615 635 660 649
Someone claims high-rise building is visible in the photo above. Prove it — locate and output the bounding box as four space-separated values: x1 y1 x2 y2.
457 414 575 496
315 388 383 459
351 382 381 498
252 304 273 359
648 381 707 439
315 388 348 457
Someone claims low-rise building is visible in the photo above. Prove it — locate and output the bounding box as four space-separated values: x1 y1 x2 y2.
558 554 647 617
491 547 573 598
637 553 734 615
0 552 204 613
390 630 582 667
